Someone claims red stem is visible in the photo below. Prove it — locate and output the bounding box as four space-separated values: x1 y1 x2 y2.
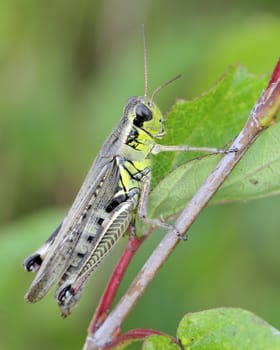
102 328 180 350
267 58 280 87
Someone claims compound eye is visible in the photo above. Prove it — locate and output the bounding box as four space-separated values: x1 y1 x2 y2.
134 103 152 127
135 103 152 121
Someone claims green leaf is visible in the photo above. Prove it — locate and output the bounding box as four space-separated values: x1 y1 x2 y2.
147 65 279 219
143 335 181 350
177 308 280 350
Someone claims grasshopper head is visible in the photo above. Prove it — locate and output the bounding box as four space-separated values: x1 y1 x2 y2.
126 96 165 139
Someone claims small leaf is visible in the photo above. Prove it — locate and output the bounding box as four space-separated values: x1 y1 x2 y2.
147 65 279 220
177 308 280 350
143 335 181 350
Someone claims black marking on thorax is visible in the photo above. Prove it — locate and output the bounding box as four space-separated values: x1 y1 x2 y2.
125 127 144 151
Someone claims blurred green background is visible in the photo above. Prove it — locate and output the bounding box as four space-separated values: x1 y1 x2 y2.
0 1 280 349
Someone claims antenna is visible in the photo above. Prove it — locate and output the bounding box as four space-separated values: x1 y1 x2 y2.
151 74 182 102
142 24 148 96
141 25 181 100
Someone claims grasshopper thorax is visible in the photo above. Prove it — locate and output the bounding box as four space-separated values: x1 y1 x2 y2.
125 96 165 139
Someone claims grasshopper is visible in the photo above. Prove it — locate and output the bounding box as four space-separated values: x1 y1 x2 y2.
23 29 225 317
